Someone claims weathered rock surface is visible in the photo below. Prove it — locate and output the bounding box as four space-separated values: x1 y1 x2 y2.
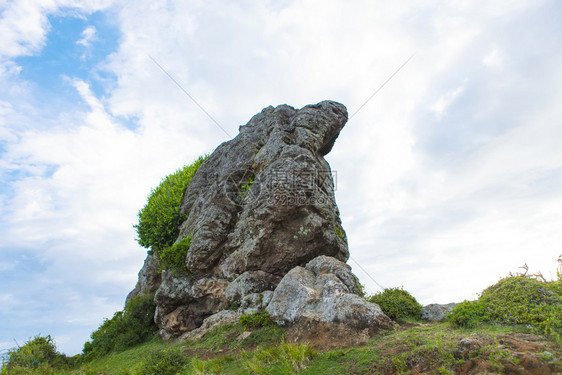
421 303 458 322
267 256 393 330
147 101 350 338
178 100 349 279
225 271 281 304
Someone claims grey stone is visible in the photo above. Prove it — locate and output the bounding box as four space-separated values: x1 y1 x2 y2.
421 303 458 322
266 256 393 331
154 272 229 336
147 101 350 338
177 310 241 341
225 271 281 303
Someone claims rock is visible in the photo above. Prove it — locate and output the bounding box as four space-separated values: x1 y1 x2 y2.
225 271 281 303
149 101 350 338
125 251 161 305
421 303 458 322
239 291 274 314
266 256 393 331
237 331 252 342
286 321 372 350
177 310 241 341
154 272 229 336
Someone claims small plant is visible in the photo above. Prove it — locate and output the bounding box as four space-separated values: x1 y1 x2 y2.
447 300 487 328
367 287 422 321
159 235 191 275
240 175 255 198
140 347 187 375
240 310 274 329
355 277 367 298
334 224 344 239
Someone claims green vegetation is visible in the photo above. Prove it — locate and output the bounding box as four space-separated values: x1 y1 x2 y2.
239 310 274 329
3 319 561 374
239 175 255 198
159 235 192 275
83 294 157 359
446 300 487 329
140 347 188 375
481 276 562 330
367 287 422 321
447 274 562 341
0 335 73 374
243 342 314 374
334 224 344 239
134 155 207 250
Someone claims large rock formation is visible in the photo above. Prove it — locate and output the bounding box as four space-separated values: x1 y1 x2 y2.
129 100 391 340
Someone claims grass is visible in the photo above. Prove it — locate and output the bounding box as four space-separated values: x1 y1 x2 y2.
7 321 560 374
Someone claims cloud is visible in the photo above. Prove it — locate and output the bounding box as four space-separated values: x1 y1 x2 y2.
77 25 97 47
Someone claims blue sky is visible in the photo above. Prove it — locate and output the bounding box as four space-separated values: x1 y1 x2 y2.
1 0 562 356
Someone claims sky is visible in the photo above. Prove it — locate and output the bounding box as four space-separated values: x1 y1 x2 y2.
1 0 562 356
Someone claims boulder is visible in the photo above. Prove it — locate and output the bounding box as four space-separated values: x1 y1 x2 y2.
266 256 393 331
147 101 350 338
421 303 458 322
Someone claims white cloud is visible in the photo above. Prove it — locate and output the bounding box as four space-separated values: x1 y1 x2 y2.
76 25 97 59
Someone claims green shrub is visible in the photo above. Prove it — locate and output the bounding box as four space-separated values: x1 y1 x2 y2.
367 288 422 321
479 276 562 339
140 347 187 375
447 300 487 328
240 310 274 329
0 335 71 374
83 294 157 358
480 276 561 325
134 155 207 250
159 235 191 275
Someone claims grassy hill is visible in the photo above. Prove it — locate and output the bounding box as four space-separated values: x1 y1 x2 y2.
4 320 561 374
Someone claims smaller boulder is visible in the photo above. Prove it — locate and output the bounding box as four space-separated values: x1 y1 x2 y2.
421 303 458 322
266 256 392 331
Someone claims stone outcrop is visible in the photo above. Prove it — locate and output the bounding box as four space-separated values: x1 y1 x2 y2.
125 251 161 305
267 256 393 330
421 303 458 322
128 100 392 340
